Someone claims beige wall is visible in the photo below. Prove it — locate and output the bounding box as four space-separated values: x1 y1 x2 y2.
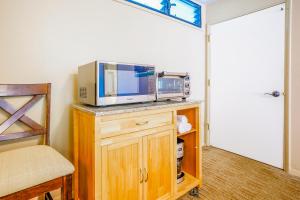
289 0 300 176
206 0 285 24
0 0 206 160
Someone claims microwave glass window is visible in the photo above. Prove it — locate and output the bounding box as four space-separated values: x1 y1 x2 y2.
99 63 155 97
117 70 139 95
158 78 184 94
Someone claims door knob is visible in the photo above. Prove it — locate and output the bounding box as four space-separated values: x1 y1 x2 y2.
264 91 281 97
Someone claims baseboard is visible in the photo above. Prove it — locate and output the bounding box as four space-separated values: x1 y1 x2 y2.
289 168 300 177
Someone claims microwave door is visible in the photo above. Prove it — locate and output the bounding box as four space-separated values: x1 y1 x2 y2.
105 69 117 96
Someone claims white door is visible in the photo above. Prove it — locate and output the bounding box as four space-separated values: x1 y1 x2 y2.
209 4 285 168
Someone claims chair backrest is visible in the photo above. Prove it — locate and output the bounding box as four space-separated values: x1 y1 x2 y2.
0 83 51 145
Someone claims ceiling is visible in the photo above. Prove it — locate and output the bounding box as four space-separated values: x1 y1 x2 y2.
197 0 218 4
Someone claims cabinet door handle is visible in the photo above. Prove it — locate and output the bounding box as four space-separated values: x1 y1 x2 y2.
136 121 149 126
144 168 148 182
139 168 144 183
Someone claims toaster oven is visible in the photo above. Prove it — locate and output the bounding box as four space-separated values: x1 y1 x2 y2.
156 71 190 100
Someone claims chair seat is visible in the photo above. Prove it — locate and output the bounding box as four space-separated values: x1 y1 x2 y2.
0 145 74 197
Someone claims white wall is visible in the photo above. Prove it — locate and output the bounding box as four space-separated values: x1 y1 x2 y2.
206 0 285 24
0 0 206 159
206 0 300 177
289 0 300 176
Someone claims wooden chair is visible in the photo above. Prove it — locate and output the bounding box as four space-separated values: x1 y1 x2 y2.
0 84 74 200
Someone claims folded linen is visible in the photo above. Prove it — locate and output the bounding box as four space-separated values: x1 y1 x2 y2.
177 115 188 124
177 122 192 134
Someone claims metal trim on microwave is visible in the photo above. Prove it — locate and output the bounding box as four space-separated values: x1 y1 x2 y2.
98 95 156 106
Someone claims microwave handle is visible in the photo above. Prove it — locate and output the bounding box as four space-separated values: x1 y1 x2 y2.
158 71 189 77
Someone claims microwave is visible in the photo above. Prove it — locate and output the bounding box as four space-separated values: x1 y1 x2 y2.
78 61 156 106
156 71 190 100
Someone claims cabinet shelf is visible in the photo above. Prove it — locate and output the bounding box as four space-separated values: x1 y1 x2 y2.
177 128 196 137
175 172 200 199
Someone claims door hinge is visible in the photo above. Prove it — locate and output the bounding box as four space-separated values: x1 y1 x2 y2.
206 123 210 131
207 34 211 43
207 79 211 87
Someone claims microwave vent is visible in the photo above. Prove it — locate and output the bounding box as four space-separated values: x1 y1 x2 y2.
80 87 87 98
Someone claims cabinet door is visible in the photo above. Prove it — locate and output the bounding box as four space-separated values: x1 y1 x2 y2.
143 130 174 200
102 137 143 200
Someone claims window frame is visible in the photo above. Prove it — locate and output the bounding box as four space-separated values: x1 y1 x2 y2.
125 0 202 28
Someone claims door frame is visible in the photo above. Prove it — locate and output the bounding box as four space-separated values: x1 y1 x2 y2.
204 2 291 172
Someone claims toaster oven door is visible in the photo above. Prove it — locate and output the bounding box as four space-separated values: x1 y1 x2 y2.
157 77 185 98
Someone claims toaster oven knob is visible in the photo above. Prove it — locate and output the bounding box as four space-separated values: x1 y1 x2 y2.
185 83 190 88
185 91 190 96
185 76 190 81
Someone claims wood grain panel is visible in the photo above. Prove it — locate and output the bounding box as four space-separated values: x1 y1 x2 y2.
101 137 143 200
1 177 63 200
180 132 196 177
176 106 201 183
144 130 174 200
0 84 49 97
0 98 43 130
73 110 95 200
95 140 102 200
96 112 172 139
175 172 200 199
0 83 51 144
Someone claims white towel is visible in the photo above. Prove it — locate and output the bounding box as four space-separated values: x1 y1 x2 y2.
177 115 188 124
177 122 192 134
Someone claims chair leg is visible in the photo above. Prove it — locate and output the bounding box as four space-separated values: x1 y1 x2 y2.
61 175 72 200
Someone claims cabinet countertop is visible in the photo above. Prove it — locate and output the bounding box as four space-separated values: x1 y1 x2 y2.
73 100 202 116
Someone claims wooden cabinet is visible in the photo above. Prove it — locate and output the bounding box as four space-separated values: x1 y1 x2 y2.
100 129 173 200
101 137 143 200
143 130 174 200
73 103 202 200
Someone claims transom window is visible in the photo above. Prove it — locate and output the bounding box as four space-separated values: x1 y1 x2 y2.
126 0 202 28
